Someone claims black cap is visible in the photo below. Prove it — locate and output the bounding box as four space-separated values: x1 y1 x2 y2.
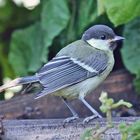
82 25 116 41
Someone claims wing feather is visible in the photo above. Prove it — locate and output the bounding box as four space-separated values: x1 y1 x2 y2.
36 52 108 98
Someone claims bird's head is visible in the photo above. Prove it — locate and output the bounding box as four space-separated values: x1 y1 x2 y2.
82 25 124 51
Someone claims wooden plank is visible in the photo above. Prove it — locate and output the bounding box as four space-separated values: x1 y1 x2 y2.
0 117 140 140
0 70 139 120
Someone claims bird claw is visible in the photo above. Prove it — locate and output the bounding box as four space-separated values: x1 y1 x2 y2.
83 115 98 124
63 116 79 124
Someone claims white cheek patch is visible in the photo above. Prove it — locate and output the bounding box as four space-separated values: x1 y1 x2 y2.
87 38 109 50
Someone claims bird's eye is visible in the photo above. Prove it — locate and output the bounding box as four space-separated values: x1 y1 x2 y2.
100 35 106 40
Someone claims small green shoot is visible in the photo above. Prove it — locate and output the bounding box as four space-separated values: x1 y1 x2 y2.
99 91 132 126
81 91 133 140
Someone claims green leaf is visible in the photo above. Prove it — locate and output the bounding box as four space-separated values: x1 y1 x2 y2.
121 18 140 92
121 18 140 75
41 0 70 62
119 123 128 133
0 1 14 32
97 0 105 16
80 128 93 140
9 0 70 76
127 121 140 135
77 0 97 35
119 121 140 140
103 0 140 26
9 23 45 76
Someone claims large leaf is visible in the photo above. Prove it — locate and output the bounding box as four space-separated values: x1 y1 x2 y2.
97 0 105 16
9 0 70 76
121 18 140 75
77 0 97 35
103 0 140 26
9 23 45 76
41 0 70 62
121 18 140 92
64 0 97 44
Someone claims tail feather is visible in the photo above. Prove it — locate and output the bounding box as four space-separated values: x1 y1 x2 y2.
0 75 39 93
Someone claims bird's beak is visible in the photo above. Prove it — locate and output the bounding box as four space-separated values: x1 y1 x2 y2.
109 36 125 51
111 36 125 42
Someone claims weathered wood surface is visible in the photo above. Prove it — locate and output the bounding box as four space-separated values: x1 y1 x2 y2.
0 117 140 140
0 70 139 119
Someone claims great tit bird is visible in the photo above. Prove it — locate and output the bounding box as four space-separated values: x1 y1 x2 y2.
0 25 124 123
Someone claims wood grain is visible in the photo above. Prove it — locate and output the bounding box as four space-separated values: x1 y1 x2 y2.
0 70 139 119
0 117 140 140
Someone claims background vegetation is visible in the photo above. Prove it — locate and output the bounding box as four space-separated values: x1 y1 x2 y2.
0 0 140 99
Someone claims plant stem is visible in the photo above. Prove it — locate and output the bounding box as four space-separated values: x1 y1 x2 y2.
106 110 113 127
121 133 128 140
93 125 113 140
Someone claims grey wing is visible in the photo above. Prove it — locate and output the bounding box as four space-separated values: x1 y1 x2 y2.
35 52 108 98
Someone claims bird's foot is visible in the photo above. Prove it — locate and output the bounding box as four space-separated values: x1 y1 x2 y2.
63 116 79 124
83 115 98 124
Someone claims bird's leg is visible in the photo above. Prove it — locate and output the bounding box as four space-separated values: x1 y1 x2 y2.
79 96 102 124
62 98 79 123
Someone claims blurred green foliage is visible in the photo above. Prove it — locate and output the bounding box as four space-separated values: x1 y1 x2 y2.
119 121 140 140
81 92 132 140
102 0 140 26
121 18 140 93
0 0 140 92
